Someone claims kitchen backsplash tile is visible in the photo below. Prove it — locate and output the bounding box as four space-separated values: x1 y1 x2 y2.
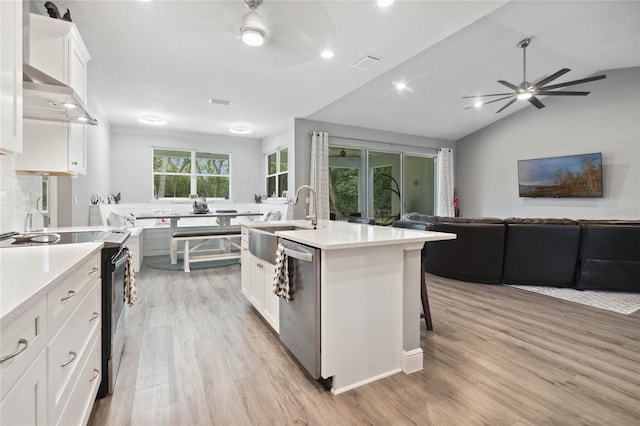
0 154 42 233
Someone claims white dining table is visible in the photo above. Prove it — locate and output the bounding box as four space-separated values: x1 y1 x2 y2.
135 210 263 265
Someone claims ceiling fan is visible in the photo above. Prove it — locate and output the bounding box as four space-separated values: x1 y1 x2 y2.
464 38 606 113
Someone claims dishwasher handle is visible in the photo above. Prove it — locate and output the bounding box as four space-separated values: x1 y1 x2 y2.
284 247 313 262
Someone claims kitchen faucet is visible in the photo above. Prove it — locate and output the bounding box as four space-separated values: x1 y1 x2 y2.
293 185 317 229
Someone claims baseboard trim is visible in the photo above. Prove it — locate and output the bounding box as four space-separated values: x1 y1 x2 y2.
401 348 424 373
330 368 402 395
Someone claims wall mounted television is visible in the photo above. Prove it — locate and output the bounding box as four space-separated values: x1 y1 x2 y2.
518 152 603 198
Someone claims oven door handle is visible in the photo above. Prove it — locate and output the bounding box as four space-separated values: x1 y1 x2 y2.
111 247 129 268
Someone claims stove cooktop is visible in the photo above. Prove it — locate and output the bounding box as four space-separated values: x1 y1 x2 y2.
0 230 130 248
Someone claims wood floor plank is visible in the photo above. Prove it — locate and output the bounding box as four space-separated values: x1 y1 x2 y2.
88 265 640 426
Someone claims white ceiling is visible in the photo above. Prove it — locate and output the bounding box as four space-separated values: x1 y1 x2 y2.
55 0 640 142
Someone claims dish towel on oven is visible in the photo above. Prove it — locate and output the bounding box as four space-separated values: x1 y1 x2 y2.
124 251 137 306
273 244 294 301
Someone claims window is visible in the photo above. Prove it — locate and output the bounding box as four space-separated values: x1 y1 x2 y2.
153 148 230 199
266 147 288 198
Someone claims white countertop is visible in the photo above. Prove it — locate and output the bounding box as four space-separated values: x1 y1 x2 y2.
0 242 103 327
243 219 456 250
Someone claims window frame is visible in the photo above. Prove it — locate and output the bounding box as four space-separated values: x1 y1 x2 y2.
152 148 231 200
265 146 288 199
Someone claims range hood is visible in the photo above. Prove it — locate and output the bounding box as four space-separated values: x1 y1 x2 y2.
23 63 98 125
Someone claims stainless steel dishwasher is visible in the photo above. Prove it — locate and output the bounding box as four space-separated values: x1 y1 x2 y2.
278 237 322 380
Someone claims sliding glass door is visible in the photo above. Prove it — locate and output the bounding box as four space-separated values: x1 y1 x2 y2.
368 151 401 225
329 145 436 224
403 155 435 216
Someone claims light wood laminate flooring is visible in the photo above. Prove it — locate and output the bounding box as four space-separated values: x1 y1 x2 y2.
89 264 640 425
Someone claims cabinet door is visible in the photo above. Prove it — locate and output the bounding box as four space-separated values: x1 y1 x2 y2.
249 257 265 310
0 0 23 154
0 349 47 426
263 262 279 332
68 38 88 101
68 121 86 174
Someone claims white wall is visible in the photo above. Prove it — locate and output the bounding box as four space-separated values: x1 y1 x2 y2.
456 67 640 220
110 126 263 203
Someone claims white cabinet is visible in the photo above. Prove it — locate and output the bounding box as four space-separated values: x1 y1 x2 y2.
0 0 23 154
0 250 102 426
0 298 48 425
240 227 250 297
17 13 91 175
241 226 279 332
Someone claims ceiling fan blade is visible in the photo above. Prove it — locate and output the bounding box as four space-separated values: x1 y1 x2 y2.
465 95 515 109
462 93 514 99
532 68 571 88
495 97 517 113
540 74 606 91
498 80 520 91
536 91 590 96
527 96 546 109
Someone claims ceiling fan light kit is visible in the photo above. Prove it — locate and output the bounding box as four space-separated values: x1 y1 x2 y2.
241 0 268 47
464 37 606 113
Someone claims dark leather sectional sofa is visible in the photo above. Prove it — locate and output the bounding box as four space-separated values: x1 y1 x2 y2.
403 214 640 292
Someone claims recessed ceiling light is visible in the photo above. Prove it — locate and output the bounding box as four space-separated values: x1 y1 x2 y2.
229 126 252 135
138 114 167 125
321 50 335 59
63 102 77 109
377 0 395 7
393 81 413 92
77 116 89 122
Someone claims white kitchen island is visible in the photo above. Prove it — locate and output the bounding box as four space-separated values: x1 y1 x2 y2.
245 219 455 394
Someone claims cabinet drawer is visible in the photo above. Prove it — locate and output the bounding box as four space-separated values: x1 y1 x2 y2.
55 331 101 426
0 349 47 426
48 279 101 423
0 297 47 401
48 251 100 334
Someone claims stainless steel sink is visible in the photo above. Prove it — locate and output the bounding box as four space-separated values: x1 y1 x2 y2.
248 226 306 263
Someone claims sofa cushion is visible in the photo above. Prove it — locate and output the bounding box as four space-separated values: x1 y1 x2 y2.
438 216 504 224
502 223 581 286
505 217 578 225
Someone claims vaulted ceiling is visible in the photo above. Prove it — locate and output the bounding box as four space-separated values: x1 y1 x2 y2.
53 1 640 141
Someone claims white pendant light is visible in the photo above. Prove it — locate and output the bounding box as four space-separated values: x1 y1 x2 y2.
241 0 268 47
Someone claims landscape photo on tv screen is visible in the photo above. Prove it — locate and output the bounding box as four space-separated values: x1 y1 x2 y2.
518 152 603 198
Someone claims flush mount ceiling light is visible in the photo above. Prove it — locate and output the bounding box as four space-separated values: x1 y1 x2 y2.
241 0 268 47
138 114 167 125
321 50 335 59
377 0 395 7
229 125 252 135
393 81 413 93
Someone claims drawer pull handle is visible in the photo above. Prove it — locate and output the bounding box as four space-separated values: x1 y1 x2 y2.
61 290 76 302
61 351 77 367
89 267 99 275
0 338 29 363
89 312 100 322
90 368 100 382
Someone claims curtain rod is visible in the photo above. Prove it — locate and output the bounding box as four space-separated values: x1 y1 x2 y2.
311 132 440 152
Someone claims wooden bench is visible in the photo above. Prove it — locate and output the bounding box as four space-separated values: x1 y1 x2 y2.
171 225 242 272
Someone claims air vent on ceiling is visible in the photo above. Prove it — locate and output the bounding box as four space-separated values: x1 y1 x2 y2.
350 55 381 70
208 97 232 106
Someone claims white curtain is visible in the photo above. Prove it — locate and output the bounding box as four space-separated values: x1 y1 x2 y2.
310 131 330 220
436 148 455 217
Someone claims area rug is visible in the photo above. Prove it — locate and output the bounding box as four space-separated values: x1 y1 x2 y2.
508 285 640 315
146 255 239 271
